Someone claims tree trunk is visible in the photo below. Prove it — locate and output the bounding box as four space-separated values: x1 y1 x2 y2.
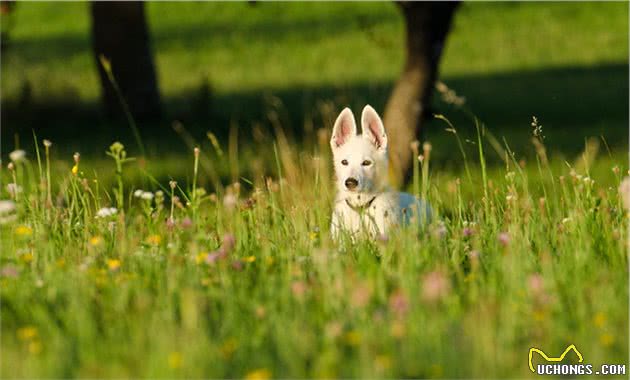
91 1 161 121
383 2 458 187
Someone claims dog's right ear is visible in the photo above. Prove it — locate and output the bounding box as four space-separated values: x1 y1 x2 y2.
330 107 357 149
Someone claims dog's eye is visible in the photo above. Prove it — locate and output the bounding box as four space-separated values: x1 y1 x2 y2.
361 160 372 166
341 159 348 166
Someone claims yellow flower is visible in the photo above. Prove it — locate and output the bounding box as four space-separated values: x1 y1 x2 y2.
309 231 318 241
15 225 33 237
593 312 606 328
107 259 121 271
20 252 34 264
147 234 162 245
243 255 256 263
89 236 104 247
195 252 208 264
265 256 274 266
17 326 38 341
600 333 614 347
71 164 79 176
168 351 183 369
245 368 272 380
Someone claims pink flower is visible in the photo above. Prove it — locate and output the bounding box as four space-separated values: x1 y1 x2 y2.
388 289 409 318
0 264 19 278
221 234 236 254
204 233 236 264
463 227 474 237
230 260 243 271
165 218 176 230
432 224 447 239
527 274 544 294
421 270 451 303
291 281 307 299
180 217 193 229
497 232 510 247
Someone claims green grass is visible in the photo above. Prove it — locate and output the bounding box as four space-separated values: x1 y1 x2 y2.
1 133 628 378
1 2 629 378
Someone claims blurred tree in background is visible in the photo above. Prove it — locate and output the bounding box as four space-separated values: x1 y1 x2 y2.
90 1 161 121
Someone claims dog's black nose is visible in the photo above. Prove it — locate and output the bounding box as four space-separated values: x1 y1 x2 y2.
345 177 358 190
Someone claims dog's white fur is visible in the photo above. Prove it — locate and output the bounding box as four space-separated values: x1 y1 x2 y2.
330 105 431 239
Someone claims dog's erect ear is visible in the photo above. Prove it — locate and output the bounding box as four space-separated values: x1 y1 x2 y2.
361 105 387 151
331 107 357 149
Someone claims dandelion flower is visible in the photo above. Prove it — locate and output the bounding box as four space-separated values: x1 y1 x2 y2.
107 259 121 271
147 235 162 245
89 236 104 247
243 255 256 263
245 368 272 380
17 326 38 340
15 225 33 237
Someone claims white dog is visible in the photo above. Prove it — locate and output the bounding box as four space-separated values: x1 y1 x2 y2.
330 105 431 240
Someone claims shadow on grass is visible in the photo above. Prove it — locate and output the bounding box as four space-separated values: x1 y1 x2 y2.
2 62 628 168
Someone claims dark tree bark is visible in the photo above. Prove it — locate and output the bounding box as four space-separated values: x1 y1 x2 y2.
91 2 161 121
383 2 458 187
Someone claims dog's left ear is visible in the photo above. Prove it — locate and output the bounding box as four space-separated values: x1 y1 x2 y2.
361 105 387 151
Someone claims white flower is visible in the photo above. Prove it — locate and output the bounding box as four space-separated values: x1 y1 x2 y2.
134 189 144 198
140 191 154 200
562 217 571 225
0 200 17 225
0 200 16 215
9 150 26 163
6 183 22 197
96 207 118 218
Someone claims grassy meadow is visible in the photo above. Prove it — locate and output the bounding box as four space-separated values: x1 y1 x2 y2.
1 2 629 378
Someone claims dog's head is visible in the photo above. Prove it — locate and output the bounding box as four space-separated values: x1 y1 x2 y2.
330 105 389 207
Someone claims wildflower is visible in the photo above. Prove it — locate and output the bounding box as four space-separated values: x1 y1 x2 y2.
619 177 630 211
169 180 177 190
133 189 144 198
561 217 571 225
95 207 117 218
180 217 193 229
0 200 16 214
468 250 480 260
388 289 409 318
88 236 104 247
147 235 162 245
6 183 22 197
410 140 420 153
20 252 33 264
168 352 183 369
9 149 26 163
527 274 544 294
421 270 451 303
141 191 154 200
223 193 237 210
462 227 474 237
15 225 33 237
243 255 256 263
107 259 121 271
1 264 19 278
245 368 272 380
291 281 307 299
43 139 52 148
17 326 38 340
497 232 510 247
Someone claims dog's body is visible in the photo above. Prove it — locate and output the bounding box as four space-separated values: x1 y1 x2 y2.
330 105 431 240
